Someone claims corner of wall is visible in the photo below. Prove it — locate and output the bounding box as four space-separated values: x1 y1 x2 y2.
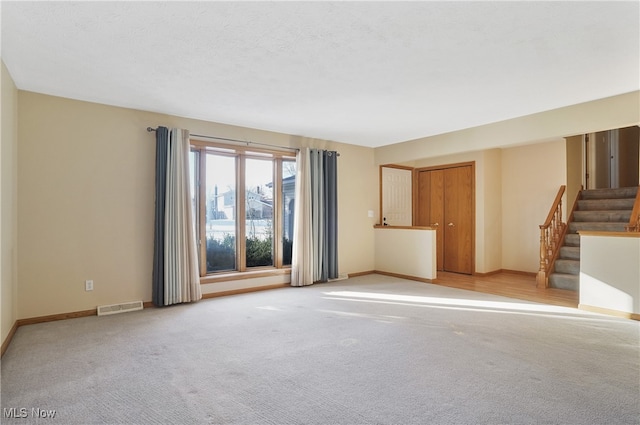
1 59 20 347
480 149 503 273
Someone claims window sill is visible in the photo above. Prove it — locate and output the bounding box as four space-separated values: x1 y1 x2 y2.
200 268 292 284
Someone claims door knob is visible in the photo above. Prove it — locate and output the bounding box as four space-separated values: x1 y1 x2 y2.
448 222 455 227
431 222 439 227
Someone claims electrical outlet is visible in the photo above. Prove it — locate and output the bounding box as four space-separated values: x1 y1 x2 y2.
85 280 94 291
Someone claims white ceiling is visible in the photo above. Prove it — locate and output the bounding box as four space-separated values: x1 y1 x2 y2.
1 1 639 148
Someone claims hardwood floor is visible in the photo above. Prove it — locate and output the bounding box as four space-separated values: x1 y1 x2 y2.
432 271 579 308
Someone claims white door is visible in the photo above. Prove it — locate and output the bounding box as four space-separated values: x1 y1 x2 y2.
381 166 412 226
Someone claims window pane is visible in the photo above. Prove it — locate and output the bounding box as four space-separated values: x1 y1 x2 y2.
282 160 296 266
206 154 236 272
189 150 198 226
245 158 273 267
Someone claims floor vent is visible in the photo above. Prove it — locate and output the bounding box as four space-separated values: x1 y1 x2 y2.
97 301 143 316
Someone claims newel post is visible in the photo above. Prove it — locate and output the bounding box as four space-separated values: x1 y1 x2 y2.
536 226 548 288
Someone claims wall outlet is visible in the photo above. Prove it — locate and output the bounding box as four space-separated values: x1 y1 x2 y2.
85 280 94 291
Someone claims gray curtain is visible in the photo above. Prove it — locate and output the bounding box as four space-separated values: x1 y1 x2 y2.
152 128 169 306
153 127 202 306
310 149 339 282
324 150 338 280
292 148 339 286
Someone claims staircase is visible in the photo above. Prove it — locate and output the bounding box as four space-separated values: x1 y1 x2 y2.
549 186 638 290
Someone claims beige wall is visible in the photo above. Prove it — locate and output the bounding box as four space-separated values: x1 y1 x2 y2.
17 92 377 319
1 60 19 343
501 140 567 273
481 149 503 273
394 142 566 275
375 91 639 166
12 87 640 320
376 92 638 276
410 149 502 274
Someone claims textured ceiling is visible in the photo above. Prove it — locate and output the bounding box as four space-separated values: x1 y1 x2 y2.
1 1 639 148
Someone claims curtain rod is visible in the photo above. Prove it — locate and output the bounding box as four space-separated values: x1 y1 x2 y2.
147 127 340 156
146 127 301 153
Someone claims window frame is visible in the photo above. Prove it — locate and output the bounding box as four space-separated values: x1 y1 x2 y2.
190 139 296 281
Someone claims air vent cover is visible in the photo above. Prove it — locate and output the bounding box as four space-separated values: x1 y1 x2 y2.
97 301 143 316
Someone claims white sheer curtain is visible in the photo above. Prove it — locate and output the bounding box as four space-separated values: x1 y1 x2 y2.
291 148 313 286
153 127 202 305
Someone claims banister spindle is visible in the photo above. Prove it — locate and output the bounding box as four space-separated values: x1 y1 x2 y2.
537 185 566 288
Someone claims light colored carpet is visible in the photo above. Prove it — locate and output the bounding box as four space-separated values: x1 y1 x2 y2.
1 274 639 424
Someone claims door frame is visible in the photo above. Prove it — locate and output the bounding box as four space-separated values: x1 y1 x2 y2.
583 126 640 189
414 161 476 274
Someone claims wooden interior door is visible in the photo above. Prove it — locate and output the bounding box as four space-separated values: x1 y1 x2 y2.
416 164 473 274
429 170 445 271
443 166 473 274
415 170 431 227
415 169 444 270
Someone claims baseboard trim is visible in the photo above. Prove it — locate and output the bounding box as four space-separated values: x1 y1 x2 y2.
373 270 434 284
473 270 503 277
474 269 536 277
579 304 640 321
16 308 98 327
1 321 19 358
500 269 537 277
202 283 288 299
347 270 375 278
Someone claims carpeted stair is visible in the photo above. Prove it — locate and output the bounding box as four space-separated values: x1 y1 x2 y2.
549 186 637 291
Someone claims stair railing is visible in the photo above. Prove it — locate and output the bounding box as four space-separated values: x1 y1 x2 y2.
625 186 640 232
537 185 567 288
